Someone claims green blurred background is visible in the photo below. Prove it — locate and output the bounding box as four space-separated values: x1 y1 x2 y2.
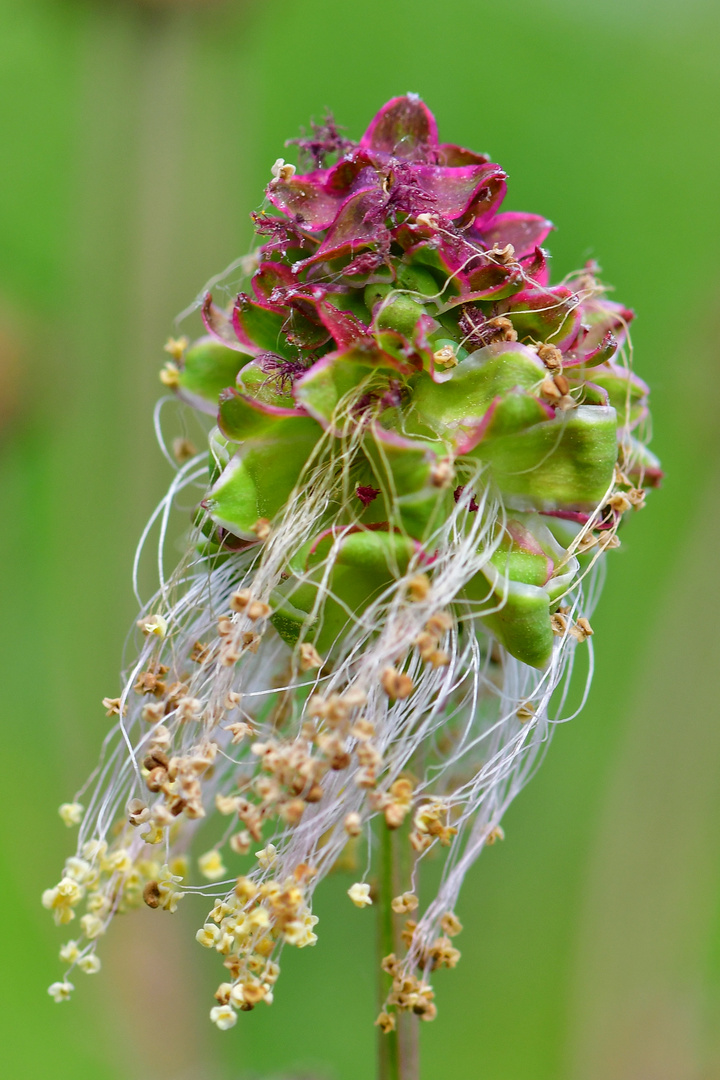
1 0 719 1076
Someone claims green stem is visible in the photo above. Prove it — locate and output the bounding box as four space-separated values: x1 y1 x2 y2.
377 825 401 1080
376 825 420 1080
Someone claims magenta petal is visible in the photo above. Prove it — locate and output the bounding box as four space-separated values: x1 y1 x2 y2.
360 95 438 160
436 143 490 167
252 261 297 305
201 293 246 351
265 172 343 230
300 188 388 268
317 301 370 348
413 163 506 220
478 212 554 259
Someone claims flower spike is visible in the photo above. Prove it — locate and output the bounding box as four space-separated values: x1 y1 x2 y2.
44 98 660 1039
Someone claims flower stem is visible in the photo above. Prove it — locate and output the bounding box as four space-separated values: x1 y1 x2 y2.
377 825 419 1080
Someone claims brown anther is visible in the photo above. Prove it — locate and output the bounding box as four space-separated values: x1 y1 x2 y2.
570 616 594 643
224 722 252 744
229 589 251 612
229 831 251 855
384 803 410 829
305 783 324 803
598 532 621 550
242 983 265 1005
440 912 463 937
380 667 414 700
429 649 450 668
190 640 211 664
415 631 436 660
141 702 165 724
407 573 431 601
344 812 362 836
280 798 306 826
172 437 197 463
537 343 563 372
247 600 271 621
242 632 261 653
489 242 516 264
608 493 631 514
217 616 234 638
540 376 562 401
487 316 517 341
400 920 417 948
486 825 505 845
432 344 457 368
557 394 577 411
430 458 455 488
142 749 169 771
102 696 125 717
351 718 375 741
298 643 323 671
133 670 166 697
550 613 568 635
381 953 400 976
437 825 458 846
375 1011 396 1034
577 532 598 552
391 892 419 914
410 830 432 853
214 984 232 1004
127 799 149 827
553 373 570 396
145 767 169 793
143 881 161 909
251 518 271 541
627 487 646 509
425 611 453 637
516 702 535 723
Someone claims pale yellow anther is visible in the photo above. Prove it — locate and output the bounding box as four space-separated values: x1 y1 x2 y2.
48 981 74 1003
196 923 222 948
137 613 168 638
163 336 188 361
486 825 505 845
80 913 104 939
159 360 180 388
391 892 419 914
198 850 227 882
440 911 463 937
58 802 84 827
348 882 373 908
59 941 80 964
270 158 296 183
210 1004 237 1030
78 953 101 974
255 843 278 870
247 906 270 930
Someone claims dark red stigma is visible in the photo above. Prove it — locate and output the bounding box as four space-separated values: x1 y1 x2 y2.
356 485 381 507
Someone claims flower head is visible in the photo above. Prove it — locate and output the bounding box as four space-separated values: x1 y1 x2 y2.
44 96 659 1030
